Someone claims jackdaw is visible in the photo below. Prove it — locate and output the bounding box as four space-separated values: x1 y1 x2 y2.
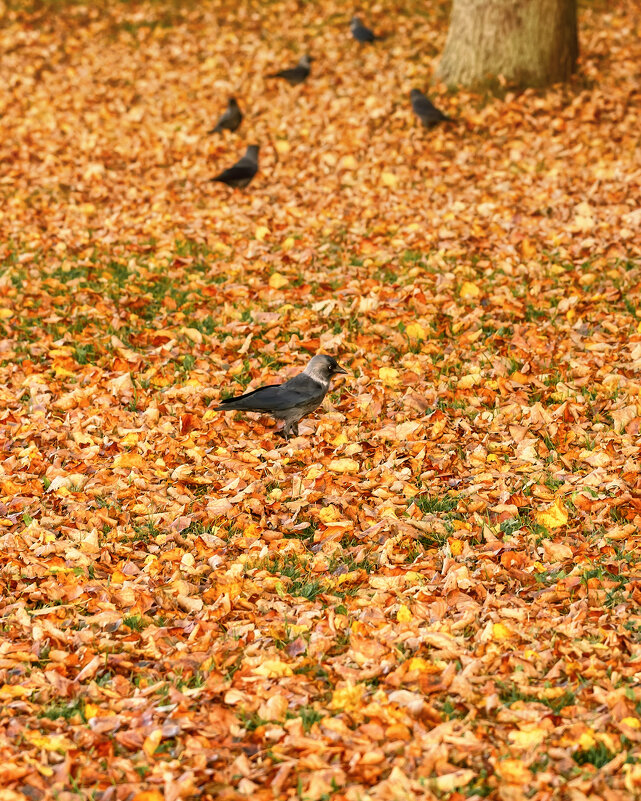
350 16 381 43
267 54 312 85
216 354 348 439
211 145 259 188
209 97 243 134
410 89 451 128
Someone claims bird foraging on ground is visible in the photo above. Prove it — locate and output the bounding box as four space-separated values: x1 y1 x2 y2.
216 355 348 439
209 97 243 134
410 89 451 128
211 145 259 188
350 16 381 42
267 54 313 85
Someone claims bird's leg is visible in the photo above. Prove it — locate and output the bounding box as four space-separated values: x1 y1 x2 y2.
291 422 299 437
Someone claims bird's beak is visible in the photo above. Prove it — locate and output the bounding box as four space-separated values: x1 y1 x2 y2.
334 365 348 375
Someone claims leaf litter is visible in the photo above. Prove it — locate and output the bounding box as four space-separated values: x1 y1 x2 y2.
0 0 640 799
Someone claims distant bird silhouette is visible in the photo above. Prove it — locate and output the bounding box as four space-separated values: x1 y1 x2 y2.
350 16 381 43
410 89 451 128
209 97 242 134
268 54 312 85
211 145 259 188
216 354 347 439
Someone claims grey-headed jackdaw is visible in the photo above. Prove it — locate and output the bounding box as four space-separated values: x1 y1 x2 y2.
209 97 243 134
268 54 312 85
216 354 347 438
350 16 381 42
211 145 259 188
410 89 451 128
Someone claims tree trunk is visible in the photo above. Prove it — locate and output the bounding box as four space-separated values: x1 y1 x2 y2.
435 0 578 89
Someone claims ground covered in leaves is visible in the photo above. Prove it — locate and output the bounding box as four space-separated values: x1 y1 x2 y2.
0 0 640 799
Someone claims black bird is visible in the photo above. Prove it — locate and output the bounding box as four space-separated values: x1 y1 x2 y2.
268 54 312 86
209 97 243 134
410 89 451 129
216 355 348 439
211 145 259 188
350 16 381 43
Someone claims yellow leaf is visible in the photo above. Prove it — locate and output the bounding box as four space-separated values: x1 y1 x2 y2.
121 432 139 446
459 281 480 299
282 237 295 251
24 732 74 753
253 659 293 678
492 623 512 641
432 771 476 792
133 792 164 801
54 366 76 379
331 432 349 446
0 684 32 698
319 505 341 524
535 498 568 529
578 730 597 750
143 728 163 758
113 452 146 470
327 458 359 474
340 155 357 170
407 657 430 672
458 373 481 389
405 322 426 340
269 272 288 289
448 538 463 556
496 759 530 784
622 717 641 729
84 702 102 719
508 728 547 748
330 684 364 711
396 604 412 623
275 140 290 155
0 308 13 319
381 171 398 188
379 366 399 386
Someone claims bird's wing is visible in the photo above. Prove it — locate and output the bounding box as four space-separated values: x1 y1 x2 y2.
413 95 436 115
273 67 298 80
217 375 325 412
213 158 255 182
210 112 228 133
217 384 283 411
357 25 376 41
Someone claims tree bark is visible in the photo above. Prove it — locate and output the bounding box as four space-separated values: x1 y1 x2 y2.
435 0 578 89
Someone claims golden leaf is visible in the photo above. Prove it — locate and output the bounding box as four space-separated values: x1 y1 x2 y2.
327 458 359 474
269 272 288 289
496 760 530 784
0 684 32 698
378 367 399 386
492 623 512 640
330 684 364 711
143 729 163 758
253 660 293 678
535 498 568 529
508 728 547 748
459 281 480 299
405 322 426 340
381 171 398 188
